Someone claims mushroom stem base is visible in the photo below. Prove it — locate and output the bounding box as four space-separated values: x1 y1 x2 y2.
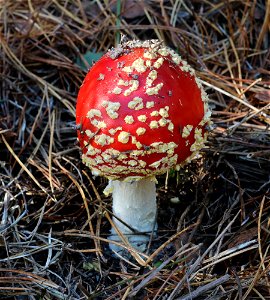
108 177 157 253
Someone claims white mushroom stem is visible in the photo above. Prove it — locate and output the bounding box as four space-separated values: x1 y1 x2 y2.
106 177 157 252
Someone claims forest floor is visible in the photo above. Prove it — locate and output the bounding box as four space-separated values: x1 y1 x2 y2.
0 1 270 299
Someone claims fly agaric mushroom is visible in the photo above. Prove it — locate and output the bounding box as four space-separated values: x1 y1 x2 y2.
76 39 211 252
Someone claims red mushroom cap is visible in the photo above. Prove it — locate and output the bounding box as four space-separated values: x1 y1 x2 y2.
76 40 211 181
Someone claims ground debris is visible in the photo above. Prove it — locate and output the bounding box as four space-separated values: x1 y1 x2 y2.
0 0 269 299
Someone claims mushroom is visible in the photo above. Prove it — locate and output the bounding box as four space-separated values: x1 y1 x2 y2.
76 39 211 253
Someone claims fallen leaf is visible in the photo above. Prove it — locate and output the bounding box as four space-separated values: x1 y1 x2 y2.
254 90 270 102
76 51 103 71
228 227 257 249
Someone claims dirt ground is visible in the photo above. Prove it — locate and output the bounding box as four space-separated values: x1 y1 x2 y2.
0 1 269 299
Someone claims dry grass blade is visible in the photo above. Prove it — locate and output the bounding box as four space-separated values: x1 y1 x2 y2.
176 274 231 300
1 134 53 199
